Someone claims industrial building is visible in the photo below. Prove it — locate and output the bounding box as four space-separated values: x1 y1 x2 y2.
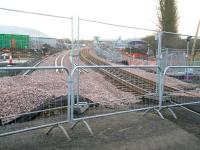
0 25 57 49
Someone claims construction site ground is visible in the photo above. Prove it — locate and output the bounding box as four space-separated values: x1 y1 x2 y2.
0 107 200 150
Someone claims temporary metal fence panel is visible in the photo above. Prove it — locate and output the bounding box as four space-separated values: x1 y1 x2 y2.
94 47 123 63
75 18 161 111
0 8 73 77
77 18 159 66
0 66 71 139
161 48 187 70
155 32 200 118
160 31 200 72
192 61 200 66
69 65 169 134
160 66 200 118
0 8 73 140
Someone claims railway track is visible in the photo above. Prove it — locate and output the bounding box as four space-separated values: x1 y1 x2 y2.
80 49 178 96
55 52 67 72
22 51 65 75
22 59 46 75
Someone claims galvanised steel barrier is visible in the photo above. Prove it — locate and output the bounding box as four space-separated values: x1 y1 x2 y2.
0 7 74 140
69 65 167 135
159 66 200 118
154 31 200 118
192 61 200 66
160 31 200 72
0 8 73 64
76 17 160 108
0 66 72 141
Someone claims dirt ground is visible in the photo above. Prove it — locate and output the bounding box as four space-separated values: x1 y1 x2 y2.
0 109 200 150
163 107 200 138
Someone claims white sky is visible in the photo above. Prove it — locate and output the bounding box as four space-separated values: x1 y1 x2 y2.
0 0 199 39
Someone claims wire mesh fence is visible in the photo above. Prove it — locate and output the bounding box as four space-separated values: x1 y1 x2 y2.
0 8 72 77
0 66 70 137
154 32 200 118
160 66 200 117
0 11 200 140
70 65 162 123
77 18 158 66
76 18 161 103
94 46 123 63
0 8 73 139
70 19 164 129
160 32 200 72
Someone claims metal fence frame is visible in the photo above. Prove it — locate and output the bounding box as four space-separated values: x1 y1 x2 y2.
160 31 200 68
0 8 74 140
70 65 164 135
158 65 200 118
0 66 72 141
76 17 160 107
155 31 200 119
0 8 74 52
0 11 199 140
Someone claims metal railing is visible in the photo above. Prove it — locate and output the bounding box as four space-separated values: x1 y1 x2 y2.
69 65 161 135
158 65 200 119
0 66 72 140
0 14 200 141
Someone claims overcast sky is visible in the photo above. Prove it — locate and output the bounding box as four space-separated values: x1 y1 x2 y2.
0 0 199 39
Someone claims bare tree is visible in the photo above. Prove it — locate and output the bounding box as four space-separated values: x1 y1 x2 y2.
157 0 178 32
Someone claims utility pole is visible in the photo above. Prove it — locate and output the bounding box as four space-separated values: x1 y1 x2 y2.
189 20 200 64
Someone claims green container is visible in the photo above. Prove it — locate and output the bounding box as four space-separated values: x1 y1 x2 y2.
0 34 12 48
0 34 29 49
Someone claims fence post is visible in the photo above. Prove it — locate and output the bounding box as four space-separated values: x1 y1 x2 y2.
67 77 71 122
71 16 74 68
157 32 163 110
76 16 80 106
70 75 75 122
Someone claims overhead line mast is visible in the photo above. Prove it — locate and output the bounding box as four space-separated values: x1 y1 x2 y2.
189 20 200 64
